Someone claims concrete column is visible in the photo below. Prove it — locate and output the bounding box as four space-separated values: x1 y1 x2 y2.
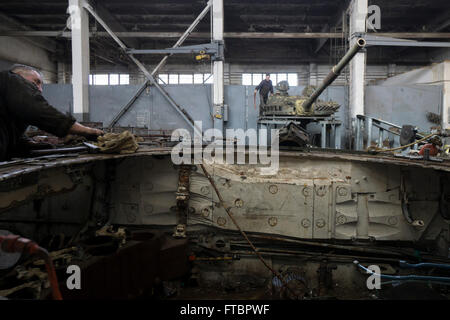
443 61 450 130
68 0 90 121
349 0 367 121
212 0 224 134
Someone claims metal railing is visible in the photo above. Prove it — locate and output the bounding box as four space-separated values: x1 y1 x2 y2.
354 115 423 151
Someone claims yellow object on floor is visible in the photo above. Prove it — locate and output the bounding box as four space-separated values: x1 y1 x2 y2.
94 131 139 154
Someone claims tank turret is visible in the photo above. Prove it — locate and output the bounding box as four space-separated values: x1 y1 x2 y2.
262 38 366 117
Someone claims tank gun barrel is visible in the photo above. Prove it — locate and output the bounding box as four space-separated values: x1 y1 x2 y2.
302 38 366 112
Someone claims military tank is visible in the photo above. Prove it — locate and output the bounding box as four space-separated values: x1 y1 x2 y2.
262 82 340 116
261 38 366 117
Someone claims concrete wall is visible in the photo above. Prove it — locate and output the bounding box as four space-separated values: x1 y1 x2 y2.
365 85 443 132
373 61 450 130
42 83 442 149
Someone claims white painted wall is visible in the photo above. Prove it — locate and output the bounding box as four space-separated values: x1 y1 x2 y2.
374 61 450 129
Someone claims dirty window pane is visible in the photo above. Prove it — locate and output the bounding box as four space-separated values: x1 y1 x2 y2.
179 74 193 84
252 73 262 86
269 73 277 84
158 74 168 84
194 74 204 84
109 74 119 85
93 74 108 85
119 74 129 85
204 73 213 84
288 73 298 86
277 73 287 82
169 74 179 84
242 73 252 85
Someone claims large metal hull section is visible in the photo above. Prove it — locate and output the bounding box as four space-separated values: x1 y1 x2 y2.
106 154 447 242
0 150 448 245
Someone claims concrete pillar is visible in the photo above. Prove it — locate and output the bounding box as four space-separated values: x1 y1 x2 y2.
68 0 90 121
212 0 224 134
349 0 367 121
443 61 450 130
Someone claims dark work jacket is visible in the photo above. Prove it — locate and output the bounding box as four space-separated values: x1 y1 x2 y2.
0 71 76 161
255 79 274 97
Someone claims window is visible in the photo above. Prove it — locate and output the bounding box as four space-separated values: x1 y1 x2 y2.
287 73 298 86
119 74 129 85
169 74 179 84
252 73 263 85
179 74 193 84
242 73 252 85
194 73 204 84
157 73 213 85
93 74 108 85
89 73 130 85
203 73 213 84
109 74 119 85
158 74 168 84
242 72 298 86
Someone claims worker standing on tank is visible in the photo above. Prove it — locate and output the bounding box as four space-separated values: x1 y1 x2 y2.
254 73 273 115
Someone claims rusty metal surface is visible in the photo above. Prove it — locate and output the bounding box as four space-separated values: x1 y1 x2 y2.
1 146 449 183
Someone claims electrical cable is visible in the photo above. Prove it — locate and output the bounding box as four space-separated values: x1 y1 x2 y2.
199 163 300 299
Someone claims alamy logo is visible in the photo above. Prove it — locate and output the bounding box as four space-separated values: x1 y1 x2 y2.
171 121 280 174
353 4 381 31
66 265 81 290
366 265 381 289
367 5 381 30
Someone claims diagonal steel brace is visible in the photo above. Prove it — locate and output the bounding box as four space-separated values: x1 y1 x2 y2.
83 0 211 136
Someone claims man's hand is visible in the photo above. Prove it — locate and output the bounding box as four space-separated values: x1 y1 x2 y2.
87 127 104 136
68 122 104 138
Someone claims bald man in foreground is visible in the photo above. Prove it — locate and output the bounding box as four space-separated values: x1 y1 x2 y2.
0 64 103 161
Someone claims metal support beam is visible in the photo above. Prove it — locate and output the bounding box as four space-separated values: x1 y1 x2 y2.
151 0 212 76
68 0 90 120
106 0 212 128
2 31 450 39
362 34 450 48
107 82 149 128
315 0 350 53
90 0 139 49
82 1 202 137
349 0 367 147
127 42 223 61
212 0 224 134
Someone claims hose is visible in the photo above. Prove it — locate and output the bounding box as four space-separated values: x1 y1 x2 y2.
367 133 437 154
399 260 450 270
354 260 450 284
0 235 63 300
